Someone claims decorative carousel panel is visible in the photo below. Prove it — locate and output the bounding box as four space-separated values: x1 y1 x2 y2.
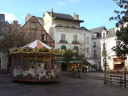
11 48 22 53
22 47 34 53
37 48 50 54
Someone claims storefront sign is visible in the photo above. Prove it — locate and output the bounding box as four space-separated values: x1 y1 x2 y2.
113 58 124 64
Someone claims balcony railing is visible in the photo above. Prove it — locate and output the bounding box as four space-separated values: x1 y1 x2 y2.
72 41 79 44
60 40 68 43
92 55 97 59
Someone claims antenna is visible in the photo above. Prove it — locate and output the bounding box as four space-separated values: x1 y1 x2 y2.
102 20 106 27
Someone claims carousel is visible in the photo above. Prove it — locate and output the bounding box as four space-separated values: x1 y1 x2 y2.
10 40 62 82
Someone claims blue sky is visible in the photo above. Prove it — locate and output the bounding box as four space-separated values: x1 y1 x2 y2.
0 0 121 29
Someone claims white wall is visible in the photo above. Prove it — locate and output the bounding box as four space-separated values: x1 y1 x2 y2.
101 33 117 70
50 25 92 58
43 12 53 33
43 11 92 58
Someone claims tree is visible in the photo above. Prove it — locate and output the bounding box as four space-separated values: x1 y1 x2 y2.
110 0 128 87
0 22 33 54
62 49 74 71
110 0 128 58
110 0 128 27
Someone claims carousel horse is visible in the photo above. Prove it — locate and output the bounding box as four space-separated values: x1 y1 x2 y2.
13 66 22 77
23 66 35 78
38 69 49 80
48 69 55 79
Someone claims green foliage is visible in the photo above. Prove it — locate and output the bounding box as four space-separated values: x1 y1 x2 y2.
63 49 74 66
111 0 128 58
110 0 128 27
112 27 128 58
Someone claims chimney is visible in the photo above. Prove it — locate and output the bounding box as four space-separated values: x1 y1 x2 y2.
50 8 53 17
74 12 79 20
12 20 20 29
13 20 18 24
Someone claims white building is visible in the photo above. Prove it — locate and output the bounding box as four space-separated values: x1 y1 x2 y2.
100 23 128 72
90 26 107 70
43 11 92 58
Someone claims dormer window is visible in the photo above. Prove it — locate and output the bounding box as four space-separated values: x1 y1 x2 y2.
30 22 36 29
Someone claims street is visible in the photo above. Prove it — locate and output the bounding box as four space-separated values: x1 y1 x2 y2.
0 72 128 96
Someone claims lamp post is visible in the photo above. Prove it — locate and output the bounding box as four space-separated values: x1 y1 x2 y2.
103 43 107 84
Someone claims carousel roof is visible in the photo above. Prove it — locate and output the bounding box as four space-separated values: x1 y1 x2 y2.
22 40 52 49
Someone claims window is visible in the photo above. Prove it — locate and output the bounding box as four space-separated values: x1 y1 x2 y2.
61 34 65 41
116 40 120 46
87 37 89 43
103 43 105 50
108 56 111 60
103 33 105 39
94 42 96 47
94 50 97 57
73 35 77 41
87 47 89 54
30 22 36 29
42 34 46 41
60 34 67 43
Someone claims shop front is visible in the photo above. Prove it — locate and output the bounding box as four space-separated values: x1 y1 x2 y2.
113 58 124 73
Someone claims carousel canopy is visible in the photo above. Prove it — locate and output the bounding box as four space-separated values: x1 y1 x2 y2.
22 40 52 49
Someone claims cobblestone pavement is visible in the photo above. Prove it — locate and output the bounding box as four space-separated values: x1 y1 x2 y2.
0 71 128 96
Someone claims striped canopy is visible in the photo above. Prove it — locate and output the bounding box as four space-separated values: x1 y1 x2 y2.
22 40 52 49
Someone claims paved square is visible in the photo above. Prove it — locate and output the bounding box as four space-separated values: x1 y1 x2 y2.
0 72 128 96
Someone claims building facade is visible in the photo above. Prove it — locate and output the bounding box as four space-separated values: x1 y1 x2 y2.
43 11 92 58
22 16 54 48
101 23 128 72
90 26 107 70
0 14 5 24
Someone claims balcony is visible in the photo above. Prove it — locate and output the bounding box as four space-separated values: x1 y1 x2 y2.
60 40 68 43
92 55 97 59
72 41 79 44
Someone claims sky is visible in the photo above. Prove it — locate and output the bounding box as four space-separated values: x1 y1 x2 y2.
0 0 121 30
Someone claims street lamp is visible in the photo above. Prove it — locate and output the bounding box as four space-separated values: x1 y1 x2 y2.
103 42 107 84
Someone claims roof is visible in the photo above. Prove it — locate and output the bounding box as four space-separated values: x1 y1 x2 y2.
90 26 107 33
22 40 52 49
106 28 116 38
47 12 84 23
81 27 90 31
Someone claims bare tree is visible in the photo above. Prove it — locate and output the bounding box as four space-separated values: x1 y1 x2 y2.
0 22 33 54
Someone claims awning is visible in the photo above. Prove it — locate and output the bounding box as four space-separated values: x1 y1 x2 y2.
61 45 66 49
73 46 78 50
113 58 124 64
87 60 96 65
60 59 84 63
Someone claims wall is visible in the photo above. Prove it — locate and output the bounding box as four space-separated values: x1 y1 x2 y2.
43 12 53 33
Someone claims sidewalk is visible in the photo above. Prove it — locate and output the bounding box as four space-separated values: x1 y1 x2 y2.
86 72 128 80
0 69 11 74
